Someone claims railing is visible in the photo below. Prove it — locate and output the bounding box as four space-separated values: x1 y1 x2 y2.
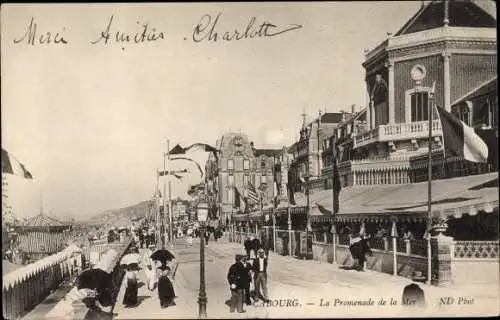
369 236 386 251
313 232 326 243
354 120 442 148
410 239 428 257
2 245 84 320
338 234 350 246
453 240 499 259
396 238 407 253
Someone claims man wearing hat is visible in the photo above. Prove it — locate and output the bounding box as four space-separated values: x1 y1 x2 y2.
227 254 247 313
252 248 270 303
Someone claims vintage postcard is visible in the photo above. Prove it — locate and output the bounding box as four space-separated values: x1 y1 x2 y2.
1 1 498 319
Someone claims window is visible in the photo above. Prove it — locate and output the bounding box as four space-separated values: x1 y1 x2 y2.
261 174 267 184
260 158 266 169
243 174 249 186
243 159 250 170
228 175 234 186
410 92 429 122
227 159 234 170
227 188 233 203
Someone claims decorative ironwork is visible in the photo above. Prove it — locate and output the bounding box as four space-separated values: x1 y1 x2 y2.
454 240 499 259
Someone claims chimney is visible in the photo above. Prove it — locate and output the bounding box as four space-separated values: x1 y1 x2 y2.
351 104 356 114
250 141 254 149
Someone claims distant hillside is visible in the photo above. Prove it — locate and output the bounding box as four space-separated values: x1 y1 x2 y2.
88 199 155 224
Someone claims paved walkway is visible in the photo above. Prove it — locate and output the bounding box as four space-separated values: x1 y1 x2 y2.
112 239 499 319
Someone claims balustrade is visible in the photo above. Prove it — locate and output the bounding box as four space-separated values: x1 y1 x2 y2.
354 120 442 148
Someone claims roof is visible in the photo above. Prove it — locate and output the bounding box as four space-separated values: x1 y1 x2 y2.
451 77 497 106
395 0 496 37
253 148 283 157
21 213 70 228
320 112 345 124
290 172 498 222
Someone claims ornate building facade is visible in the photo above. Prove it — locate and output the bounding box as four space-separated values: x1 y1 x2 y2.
320 0 497 187
205 132 284 224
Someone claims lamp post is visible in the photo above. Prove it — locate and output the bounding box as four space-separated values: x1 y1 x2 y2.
197 201 209 318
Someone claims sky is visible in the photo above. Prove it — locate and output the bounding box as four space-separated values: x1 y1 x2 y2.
1 1 424 220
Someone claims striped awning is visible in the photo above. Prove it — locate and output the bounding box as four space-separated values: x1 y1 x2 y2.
309 172 498 223
3 245 82 290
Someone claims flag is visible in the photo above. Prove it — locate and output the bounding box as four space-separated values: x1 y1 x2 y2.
332 150 342 214
169 157 204 178
169 143 219 160
436 106 489 163
233 187 241 209
158 169 187 180
1 148 33 179
316 203 332 215
273 181 279 208
247 182 259 204
287 167 296 205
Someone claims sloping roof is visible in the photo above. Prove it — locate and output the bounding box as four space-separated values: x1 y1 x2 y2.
395 0 496 37
22 213 69 227
451 77 497 106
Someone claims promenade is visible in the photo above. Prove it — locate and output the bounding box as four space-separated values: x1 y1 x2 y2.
111 238 499 319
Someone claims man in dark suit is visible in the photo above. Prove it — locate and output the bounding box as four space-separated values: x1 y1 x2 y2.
227 254 247 313
252 249 270 303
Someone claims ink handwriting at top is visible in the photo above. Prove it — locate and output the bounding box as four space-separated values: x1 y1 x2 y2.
13 17 68 45
192 12 302 43
91 15 166 48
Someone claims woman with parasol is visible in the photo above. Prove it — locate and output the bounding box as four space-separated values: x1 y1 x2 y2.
151 249 176 308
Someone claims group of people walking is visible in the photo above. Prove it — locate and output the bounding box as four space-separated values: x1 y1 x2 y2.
227 236 270 313
121 244 176 310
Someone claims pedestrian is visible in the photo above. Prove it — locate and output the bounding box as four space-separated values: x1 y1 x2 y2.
402 276 426 308
139 230 145 249
122 264 139 308
227 254 247 313
348 229 372 271
204 229 210 245
157 265 176 308
244 237 253 259
253 249 270 303
252 237 261 254
242 257 254 305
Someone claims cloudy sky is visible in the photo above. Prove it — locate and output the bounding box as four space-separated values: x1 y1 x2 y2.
1 1 424 220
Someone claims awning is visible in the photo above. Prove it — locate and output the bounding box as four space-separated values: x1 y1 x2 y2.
307 172 498 223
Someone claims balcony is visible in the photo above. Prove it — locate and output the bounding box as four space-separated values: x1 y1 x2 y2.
354 120 442 149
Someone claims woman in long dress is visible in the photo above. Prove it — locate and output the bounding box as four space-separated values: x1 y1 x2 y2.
122 265 139 308
143 249 157 291
157 265 176 308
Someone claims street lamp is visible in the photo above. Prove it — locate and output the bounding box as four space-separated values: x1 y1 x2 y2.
197 201 209 319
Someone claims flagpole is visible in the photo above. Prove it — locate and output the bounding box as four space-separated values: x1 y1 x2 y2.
163 141 168 250
426 81 436 285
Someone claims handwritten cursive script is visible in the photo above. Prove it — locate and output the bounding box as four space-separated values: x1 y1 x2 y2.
192 12 302 43
91 15 166 49
13 17 68 45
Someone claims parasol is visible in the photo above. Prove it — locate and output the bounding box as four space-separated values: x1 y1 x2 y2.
120 253 141 266
151 249 175 266
77 268 111 291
